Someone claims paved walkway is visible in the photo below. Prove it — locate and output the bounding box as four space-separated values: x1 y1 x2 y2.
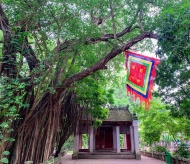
61 154 165 164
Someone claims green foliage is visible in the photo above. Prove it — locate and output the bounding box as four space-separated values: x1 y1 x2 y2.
62 136 73 151
134 98 190 146
2 151 10 156
162 135 174 144
154 145 167 153
156 0 190 119
120 134 124 148
173 143 190 158
82 134 88 149
0 77 27 162
75 72 114 127
0 157 9 164
93 119 103 129
134 99 166 145
109 71 139 111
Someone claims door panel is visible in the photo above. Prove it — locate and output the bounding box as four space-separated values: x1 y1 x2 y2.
126 133 131 150
95 127 113 149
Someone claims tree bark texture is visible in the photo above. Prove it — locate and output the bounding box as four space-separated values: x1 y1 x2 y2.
7 90 81 164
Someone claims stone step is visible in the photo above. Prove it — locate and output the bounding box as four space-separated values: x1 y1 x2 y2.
78 151 133 155
78 153 135 159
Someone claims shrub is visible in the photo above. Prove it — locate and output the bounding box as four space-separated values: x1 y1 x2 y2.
62 136 74 151
173 143 190 158
154 145 167 153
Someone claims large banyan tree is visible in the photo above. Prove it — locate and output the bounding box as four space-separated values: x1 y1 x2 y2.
0 0 166 163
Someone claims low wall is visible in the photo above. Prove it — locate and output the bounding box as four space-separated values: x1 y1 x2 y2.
140 151 190 164
140 151 165 161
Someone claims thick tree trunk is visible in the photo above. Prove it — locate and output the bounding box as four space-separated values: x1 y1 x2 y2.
6 89 80 164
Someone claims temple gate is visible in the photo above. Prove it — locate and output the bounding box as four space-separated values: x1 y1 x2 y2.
72 107 141 159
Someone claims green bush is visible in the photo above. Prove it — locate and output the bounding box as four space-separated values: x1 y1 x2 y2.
173 143 190 158
154 146 167 153
62 136 73 151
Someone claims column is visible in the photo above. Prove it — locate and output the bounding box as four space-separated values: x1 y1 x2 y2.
93 132 95 151
72 124 79 159
79 134 82 149
116 126 120 153
73 133 79 154
130 126 134 152
124 134 127 149
133 120 140 154
132 114 141 160
89 126 94 152
113 126 117 151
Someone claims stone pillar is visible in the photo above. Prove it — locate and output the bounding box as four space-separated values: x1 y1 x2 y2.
124 134 127 149
89 126 94 152
72 130 79 159
93 132 95 151
132 113 141 160
72 121 80 159
130 126 134 152
73 134 79 153
116 126 120 153
79 134 82 149
113 126 117 151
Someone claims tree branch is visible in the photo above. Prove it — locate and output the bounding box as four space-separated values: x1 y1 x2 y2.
56 25 138 53
21 39 40 71
56 6 141 53
84 25 139 44
65 32 158 87
84 6 141 45
0 4 9 31
0 4 18 77
138 9 145 32
110 2 117 41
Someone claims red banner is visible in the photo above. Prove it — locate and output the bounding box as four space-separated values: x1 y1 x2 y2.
125 51 160 109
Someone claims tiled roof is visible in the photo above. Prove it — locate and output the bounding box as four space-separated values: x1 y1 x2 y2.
105 109 132 121
81 107 132 122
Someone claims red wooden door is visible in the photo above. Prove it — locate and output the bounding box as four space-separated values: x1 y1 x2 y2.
126 133 131 150
95 127 113 149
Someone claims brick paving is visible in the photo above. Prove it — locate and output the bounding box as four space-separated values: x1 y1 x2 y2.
61 154 165 164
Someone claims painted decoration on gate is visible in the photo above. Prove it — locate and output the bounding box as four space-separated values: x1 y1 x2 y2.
125 51 160 109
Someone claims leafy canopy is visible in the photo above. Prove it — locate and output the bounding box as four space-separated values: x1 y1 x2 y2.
156 0 190 118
